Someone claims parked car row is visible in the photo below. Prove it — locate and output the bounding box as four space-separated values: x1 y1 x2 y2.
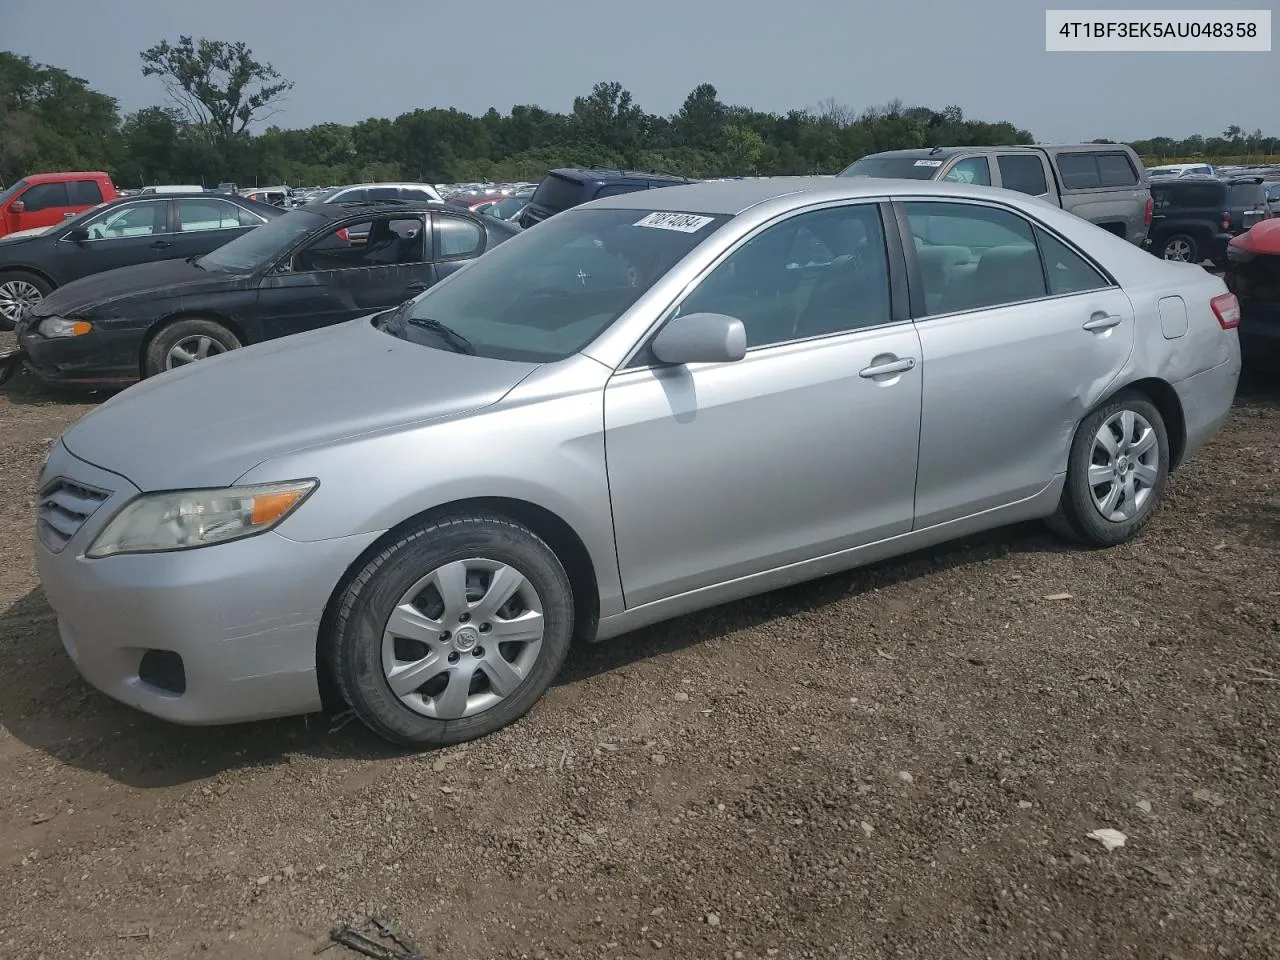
18 175 1241 748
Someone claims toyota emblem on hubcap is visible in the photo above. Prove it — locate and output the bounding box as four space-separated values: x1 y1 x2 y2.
453 626 479 651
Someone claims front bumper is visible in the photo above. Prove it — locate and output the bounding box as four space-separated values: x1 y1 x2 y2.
34 442 381 725
18 322 141 384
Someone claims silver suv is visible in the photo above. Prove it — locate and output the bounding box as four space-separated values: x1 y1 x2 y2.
841 144 1152 246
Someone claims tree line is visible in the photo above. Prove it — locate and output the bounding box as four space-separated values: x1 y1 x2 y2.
1 40 1276 191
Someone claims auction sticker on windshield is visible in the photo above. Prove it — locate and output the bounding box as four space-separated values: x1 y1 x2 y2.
914 160 944 167
634 212 715 232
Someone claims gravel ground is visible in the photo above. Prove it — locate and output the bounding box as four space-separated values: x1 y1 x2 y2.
1 341 1277 960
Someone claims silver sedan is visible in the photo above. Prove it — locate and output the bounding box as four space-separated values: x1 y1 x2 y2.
32 177 1241 747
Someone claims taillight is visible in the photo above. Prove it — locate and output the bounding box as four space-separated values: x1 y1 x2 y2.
1221 211 1230 231
1144 196 1153 227
1210 292 1240 329
336 227 350 242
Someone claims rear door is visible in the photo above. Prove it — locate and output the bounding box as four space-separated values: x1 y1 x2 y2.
173 197 265 258
899 199 1135 526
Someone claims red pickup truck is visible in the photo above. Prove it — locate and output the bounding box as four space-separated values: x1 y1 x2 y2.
0 172 119 240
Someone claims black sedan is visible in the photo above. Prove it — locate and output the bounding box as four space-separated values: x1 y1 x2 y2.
3 201 518 387
0 192 282 329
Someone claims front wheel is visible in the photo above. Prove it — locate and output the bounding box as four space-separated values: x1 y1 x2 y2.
325 513 575 748
143 318 242 377
1047 391 1170 547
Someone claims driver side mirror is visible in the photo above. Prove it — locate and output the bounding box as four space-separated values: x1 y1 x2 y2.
9 200 25 214
651 312 747 366
66 226 89 243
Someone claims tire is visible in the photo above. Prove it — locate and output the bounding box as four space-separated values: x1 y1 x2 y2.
325 513 575 748
1047 390 1170 547
0 269 53 331
1160 234 1199 264
143 317 242 377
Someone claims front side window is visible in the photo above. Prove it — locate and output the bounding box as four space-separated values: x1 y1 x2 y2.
904 201 1045 313
942 157 992 186
68 180 104 205
20 182 69 212
388 207 729 362
674 203 892 347
998 155 1049 195
434 214 484 258
295 216 426 270
81 202 165 239
196 210 326 273
177 198 243 232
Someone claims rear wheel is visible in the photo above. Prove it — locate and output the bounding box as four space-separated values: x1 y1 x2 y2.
0 270 53 330
1048 391 1169 547
1160 234 1199 263
325 513 574 748
143 318 241 377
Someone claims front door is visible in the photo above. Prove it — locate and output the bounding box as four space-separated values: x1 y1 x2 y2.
56 199 174 279
897 199 1136 528
254 213 435 340
12 181 76 233
604 201 923 608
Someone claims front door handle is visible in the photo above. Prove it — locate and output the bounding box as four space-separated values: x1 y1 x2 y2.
150 240 173 249
858 356 916 379
1083 312 1122 332
405 281 430 292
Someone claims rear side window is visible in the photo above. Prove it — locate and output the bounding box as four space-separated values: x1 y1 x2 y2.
21 182 69 211
1034 227 1110 295
997 156 1048 196
401 188 438 202
68 180 104 205
530 174 584 213
237 205 266 226
1168 183 1223 208
367 186 399 201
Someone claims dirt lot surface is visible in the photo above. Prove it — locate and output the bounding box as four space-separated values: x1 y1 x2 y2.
1 338 1277 960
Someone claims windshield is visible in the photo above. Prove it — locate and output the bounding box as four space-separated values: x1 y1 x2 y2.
196 210 325 272
839 156 942 179
387 207 729 362
0 180 29 206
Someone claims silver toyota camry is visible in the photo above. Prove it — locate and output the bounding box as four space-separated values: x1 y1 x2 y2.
32 177 1241 747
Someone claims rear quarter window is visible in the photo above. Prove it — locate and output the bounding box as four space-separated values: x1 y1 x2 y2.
1057 151 1139 190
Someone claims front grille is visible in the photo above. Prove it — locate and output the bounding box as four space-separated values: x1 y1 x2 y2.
37 477 111 552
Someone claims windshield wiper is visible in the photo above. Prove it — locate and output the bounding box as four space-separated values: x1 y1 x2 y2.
408 317 475 354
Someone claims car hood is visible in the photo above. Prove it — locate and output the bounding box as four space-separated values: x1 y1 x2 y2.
30 258 244 319
59 318 540 490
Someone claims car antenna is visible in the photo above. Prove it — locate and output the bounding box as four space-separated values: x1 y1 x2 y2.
929 146 944 155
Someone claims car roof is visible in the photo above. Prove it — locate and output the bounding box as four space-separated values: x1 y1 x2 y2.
326 182 439 191
302 199 457 220
582 175 1065 216
21 171 112 183
548 168 693 184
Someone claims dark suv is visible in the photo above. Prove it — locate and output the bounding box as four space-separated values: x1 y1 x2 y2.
516 168 692 229
1146 176 1273 265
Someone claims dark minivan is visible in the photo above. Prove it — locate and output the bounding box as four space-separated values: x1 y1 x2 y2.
516 168 692 229
1147 176 1273 265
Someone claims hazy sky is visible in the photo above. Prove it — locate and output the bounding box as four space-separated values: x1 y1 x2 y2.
3 0 1274 143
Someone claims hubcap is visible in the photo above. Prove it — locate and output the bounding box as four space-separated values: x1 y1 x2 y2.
1088 409 1160 523
166 335 227 368
381 558 544 720
0 280 42 323
1163 239 1191 262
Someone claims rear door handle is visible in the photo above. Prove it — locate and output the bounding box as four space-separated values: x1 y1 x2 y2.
1083 313 1122 332
150 240 172 249
858 357 915 378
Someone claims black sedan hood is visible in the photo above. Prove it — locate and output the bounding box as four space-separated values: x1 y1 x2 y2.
28 258 248 319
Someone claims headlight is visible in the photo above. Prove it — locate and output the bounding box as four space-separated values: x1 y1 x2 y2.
39 316 93 338
86 480 317 558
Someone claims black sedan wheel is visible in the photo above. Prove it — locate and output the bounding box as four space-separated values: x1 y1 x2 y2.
0 270 53 331
144 318 242 377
